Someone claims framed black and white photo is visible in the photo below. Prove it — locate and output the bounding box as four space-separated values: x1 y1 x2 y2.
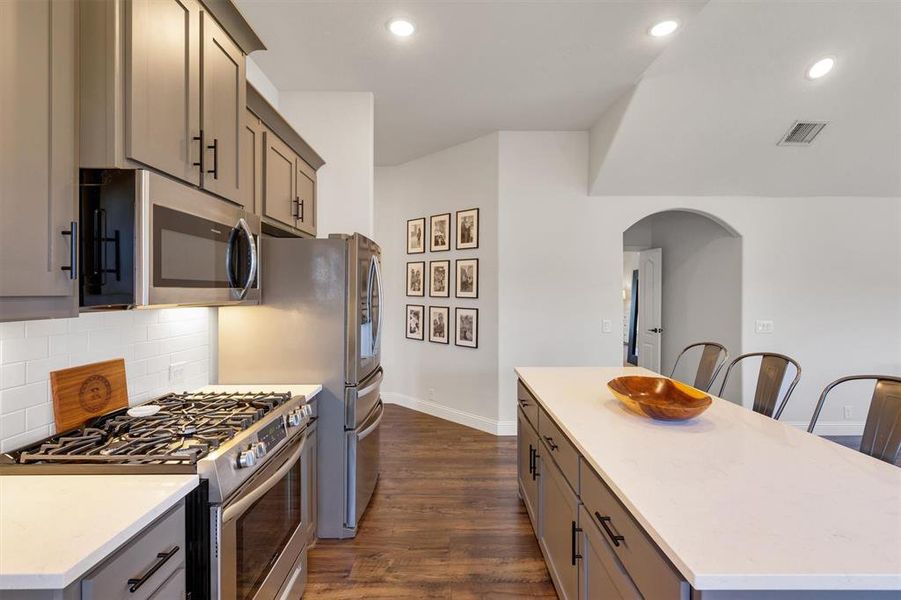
428 306 450 344
430 213 451 252
455 307 478 348
455 208 479 250
407 217 425 254
406 305 425 340
406 261 425 296
455 258 479 299
429 260 450 298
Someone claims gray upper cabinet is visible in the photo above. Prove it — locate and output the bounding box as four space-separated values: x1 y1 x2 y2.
263 130 298 229
81 0 249 203
295 159 317 237
126 0 202 186
200 11 246 203
242 109 265 215
0 0 78 322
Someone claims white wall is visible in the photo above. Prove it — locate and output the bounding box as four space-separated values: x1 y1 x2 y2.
277 92 375 238
496 131 901 433
246 55 280 108
0 308 216 451
374 134 503 433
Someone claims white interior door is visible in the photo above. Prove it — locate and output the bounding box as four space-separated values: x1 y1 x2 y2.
637 248 663 372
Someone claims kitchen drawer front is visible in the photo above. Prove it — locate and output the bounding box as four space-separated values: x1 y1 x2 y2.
538 406 580 494
149 567 185 599
517 380 539 428
579 505 642 600
580 462 687 600
82 502 186 600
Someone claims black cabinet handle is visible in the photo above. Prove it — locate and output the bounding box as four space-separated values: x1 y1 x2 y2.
528 444 534 475
127 545 179 593
571 521 582 565
543 435 558 451
207 138 219 178
299 198 305 221
193 130 204 173
60 221 77 280
518 398 529 407
595 512 625 547
531 449 539 481
292 197 300 219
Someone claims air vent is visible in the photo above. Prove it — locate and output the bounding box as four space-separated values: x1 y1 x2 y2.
778 121 828 146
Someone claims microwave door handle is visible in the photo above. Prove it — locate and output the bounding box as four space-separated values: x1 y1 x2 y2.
240 218 258 298
226 218 257 300
221 433 307 524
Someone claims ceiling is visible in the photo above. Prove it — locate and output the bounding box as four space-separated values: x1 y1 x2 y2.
589 0 901 196
236 0 707 166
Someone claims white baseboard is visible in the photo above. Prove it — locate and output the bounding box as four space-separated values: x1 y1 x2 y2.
785 421 864 436
382 392 516 436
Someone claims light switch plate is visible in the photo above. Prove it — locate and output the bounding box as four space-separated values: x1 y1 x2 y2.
755 320 774 334
602 319 612 334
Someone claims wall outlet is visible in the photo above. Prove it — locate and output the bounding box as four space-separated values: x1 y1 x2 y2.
169 361 186 385
427 388 435 401
843 405 852 420
602 319 612 334
754 320 774 334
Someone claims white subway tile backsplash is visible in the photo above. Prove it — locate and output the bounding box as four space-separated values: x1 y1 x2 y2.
0 308 216 450
1 337 48 364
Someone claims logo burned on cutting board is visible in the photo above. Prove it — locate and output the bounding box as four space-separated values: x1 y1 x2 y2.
79 374 113 413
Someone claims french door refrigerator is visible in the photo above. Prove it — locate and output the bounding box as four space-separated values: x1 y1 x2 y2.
219 233 383 538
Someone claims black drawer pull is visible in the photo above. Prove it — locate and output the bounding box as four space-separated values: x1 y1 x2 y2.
595 512 624 547
571 520 582 565
543 435 558 451
518 398 528 407
127 545 179 593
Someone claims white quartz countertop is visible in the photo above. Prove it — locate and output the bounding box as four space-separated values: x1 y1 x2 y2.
0 474 198 590
515 366 901 591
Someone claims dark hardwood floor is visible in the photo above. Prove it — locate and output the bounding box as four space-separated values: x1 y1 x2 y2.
306 405 557 599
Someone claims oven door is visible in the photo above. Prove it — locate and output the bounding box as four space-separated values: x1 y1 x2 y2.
216 430 311 600
140 171 260 307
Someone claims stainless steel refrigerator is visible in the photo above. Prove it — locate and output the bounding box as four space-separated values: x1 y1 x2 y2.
218 233 383 539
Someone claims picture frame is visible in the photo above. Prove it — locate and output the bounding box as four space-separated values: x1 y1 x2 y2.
406 305 425 340
455 307 479 348
406 261 425 297
455 258 479 299
455 208 479 250
429 260 450 298
407 217 425 254
430 213 451 252
428 306 450 344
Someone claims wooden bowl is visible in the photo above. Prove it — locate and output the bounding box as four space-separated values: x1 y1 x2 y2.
607 376 712 421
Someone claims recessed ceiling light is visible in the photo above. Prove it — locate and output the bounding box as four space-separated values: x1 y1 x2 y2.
807 57 835 80
649 20 679 37
388 18 415 38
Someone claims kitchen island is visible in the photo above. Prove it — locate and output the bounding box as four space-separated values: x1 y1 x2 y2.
515 366 901 599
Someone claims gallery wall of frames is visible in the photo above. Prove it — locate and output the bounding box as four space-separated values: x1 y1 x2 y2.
405 208 480 348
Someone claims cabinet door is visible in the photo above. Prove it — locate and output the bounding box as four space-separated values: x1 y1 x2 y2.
263 131 298 229
295 159 317 237
580 506 641 600
539 454 579 600
200 11 245 203
518 408 540 532
242 109 264 214
0 0 78 320
126 0 201 186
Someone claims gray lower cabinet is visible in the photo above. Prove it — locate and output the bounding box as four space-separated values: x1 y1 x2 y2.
517 380 690 600
538 448 579 600
0 0 78 322
517 408 540 530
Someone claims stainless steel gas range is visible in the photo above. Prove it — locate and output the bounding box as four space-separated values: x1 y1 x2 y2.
0 387 319 600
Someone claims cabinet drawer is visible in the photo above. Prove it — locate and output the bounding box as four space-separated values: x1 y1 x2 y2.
538 406 579 494
149 567 185 599
579 462 686 600
82 502 186 600
517 380 539 428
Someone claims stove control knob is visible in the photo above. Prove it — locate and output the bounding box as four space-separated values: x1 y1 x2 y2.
237 450 256 469
287 411 301 427
301 404 313 419
253 441 267 458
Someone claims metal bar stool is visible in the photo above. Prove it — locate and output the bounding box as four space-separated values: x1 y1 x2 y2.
717 352 802 419
669 342 728 392
808 375 901 465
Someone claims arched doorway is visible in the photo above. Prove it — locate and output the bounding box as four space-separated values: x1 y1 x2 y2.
622 210 743 400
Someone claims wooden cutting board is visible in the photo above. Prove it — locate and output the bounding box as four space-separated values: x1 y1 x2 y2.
50 358 129 431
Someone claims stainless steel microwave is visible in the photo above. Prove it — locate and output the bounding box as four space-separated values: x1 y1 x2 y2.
79 169 260 309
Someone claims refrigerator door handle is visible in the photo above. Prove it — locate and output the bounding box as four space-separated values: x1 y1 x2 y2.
357 401 384 441
357 368 384 400
370 254 383 356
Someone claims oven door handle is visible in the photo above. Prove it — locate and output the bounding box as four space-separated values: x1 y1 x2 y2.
357 401 384 441
222 433 307 524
